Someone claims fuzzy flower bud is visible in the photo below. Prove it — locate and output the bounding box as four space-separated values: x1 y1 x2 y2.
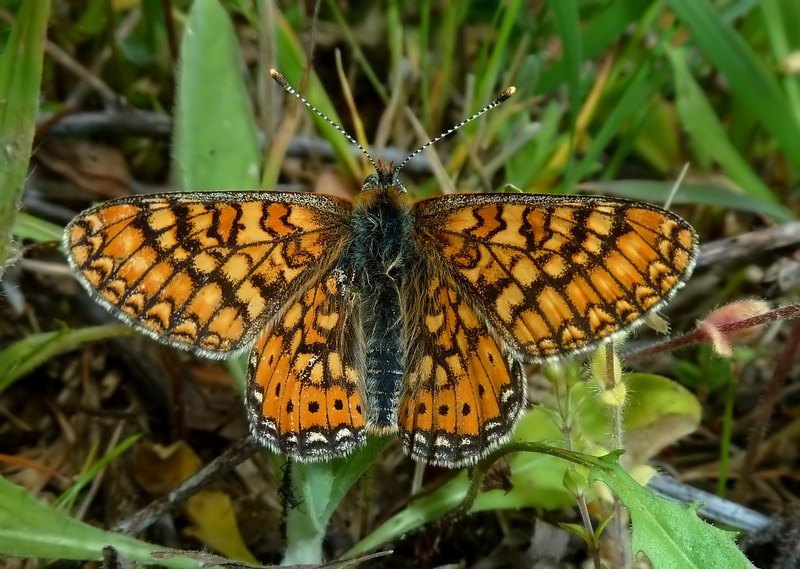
696 299 771 357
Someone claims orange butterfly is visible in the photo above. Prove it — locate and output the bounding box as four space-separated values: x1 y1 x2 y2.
64 74 697 467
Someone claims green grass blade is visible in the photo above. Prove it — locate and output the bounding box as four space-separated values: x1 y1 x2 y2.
0 325 136 393
12 212 62 242
581 179 792 222
548 0 582 182
671 0 800 171
0 0 50 276
668 47 784 209
56 435 140 511
537 0 649 94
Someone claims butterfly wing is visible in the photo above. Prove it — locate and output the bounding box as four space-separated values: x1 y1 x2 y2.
413 194 697 361
64 192 351 357
398 261 526 467
247 269 366 460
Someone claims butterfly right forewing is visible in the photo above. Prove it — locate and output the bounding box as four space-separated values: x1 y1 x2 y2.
413 193 698 362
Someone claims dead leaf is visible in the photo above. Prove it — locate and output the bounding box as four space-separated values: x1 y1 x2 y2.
35 139 132 198
185 490 258 564
132 441 202 497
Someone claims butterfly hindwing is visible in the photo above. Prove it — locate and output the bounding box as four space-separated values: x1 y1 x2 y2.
65 192 352 357
247 270 367 460
398 261 526 467
413 194 698 361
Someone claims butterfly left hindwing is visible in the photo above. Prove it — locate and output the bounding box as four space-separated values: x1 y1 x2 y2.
247 269 367 460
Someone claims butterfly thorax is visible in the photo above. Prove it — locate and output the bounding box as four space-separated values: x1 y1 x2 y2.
345 176 415 432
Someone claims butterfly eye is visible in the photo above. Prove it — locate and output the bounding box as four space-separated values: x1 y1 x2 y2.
361 174 381 191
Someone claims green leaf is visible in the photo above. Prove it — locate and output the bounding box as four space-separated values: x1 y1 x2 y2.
282 436 391 564
174 0 261 191
0 325 136 392
0 476 200 566
0 0 50 276
249 339 389 561
589 454 754 568
346 370 704 559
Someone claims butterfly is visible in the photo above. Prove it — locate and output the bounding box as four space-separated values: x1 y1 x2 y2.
63 74 698 468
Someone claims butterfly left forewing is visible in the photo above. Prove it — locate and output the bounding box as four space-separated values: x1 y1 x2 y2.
413 194 697 361
247 269 366 461
65 191 351 357
398 262 526 467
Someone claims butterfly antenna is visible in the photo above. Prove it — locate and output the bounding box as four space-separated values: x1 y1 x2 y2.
269 69 379 172
393 86 517 175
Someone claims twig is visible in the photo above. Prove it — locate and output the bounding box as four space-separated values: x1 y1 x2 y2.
735 318 800 502
112 436 259 534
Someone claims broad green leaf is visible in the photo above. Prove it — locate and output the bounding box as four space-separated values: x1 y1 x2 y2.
589 454 753 568
346 372 703 558
174 0 261 191
283 436 391 564
0 476 199 566
0 0 50 276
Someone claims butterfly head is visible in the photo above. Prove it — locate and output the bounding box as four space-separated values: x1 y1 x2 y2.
361 159 407 194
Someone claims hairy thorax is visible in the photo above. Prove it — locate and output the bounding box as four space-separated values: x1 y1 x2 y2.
346 185 416 429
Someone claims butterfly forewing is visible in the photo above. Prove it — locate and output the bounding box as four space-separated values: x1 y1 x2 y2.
413 194 698 361
399 262 526 467
247 269 367 460
64 192 352 357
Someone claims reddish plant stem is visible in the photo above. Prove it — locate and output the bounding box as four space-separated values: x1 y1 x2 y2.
624 304 800 361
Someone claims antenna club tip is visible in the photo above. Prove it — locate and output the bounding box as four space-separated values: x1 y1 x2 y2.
500 86 517 100
269 68 284 81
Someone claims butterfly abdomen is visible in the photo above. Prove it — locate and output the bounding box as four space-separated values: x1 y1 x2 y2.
349 187 416 431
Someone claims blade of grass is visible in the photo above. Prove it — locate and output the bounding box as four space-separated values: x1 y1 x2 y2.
759 0 800 125
667 47 785 210
548 0 582 184
0 325 136 393
13 212 62 242
580 179 792 222
56 435 140 511
671 0 800 172
0 0 50 277
537 0 649 95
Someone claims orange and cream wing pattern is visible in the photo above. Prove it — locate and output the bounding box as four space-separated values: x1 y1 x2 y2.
399 264 526 467
64 192 351 357
247 269 366 459
414 194 698 361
